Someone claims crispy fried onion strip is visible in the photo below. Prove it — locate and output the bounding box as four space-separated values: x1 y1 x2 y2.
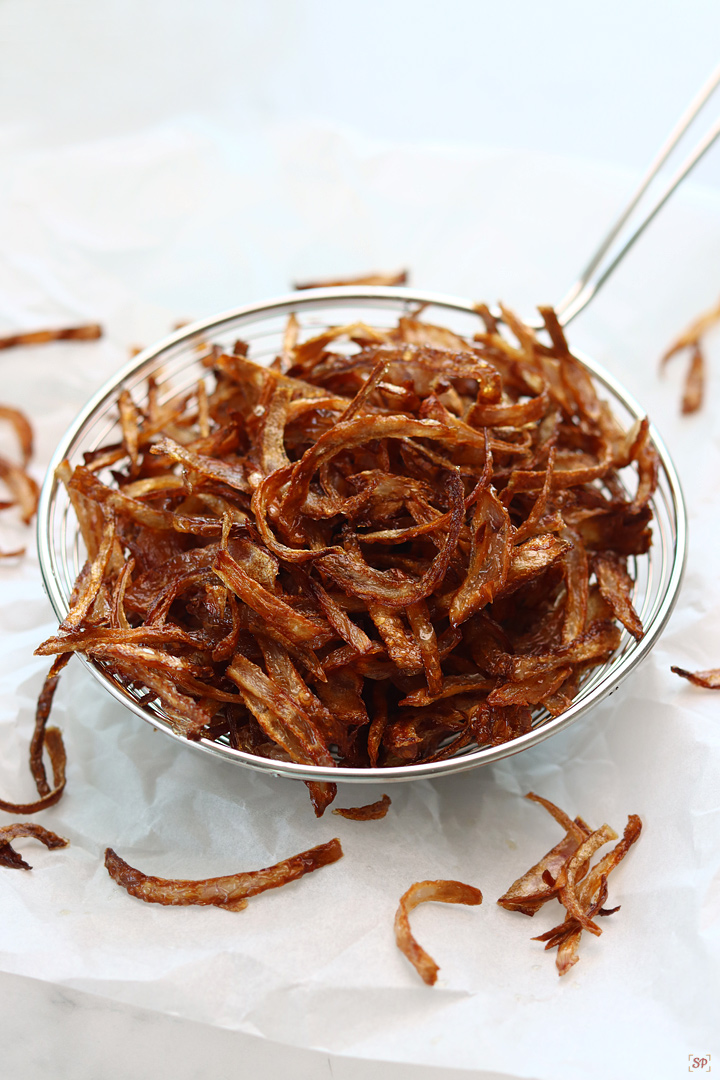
104 837 343 909
0 404 33 465
294 269 408 289
0 728 67 815
499 793 641 975
0 823 69 871
332 793 391 820
0 659 69 814
497 792 591 916
0 324 102 350
226 653 335 767
671 666 720 689
533 814 642 975
0 455 39 524
394 879 483 985
30 653 71 796
593 552 643 640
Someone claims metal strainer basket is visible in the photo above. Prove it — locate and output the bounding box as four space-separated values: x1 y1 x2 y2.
36 287 687 783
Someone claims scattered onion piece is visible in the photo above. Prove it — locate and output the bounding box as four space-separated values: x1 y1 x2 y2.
305 781 337 817
533 814 642 975
332 793 391 820
394 879 483 985
661 297 720 414
0 324 102 350
671 666 720 689
30 653 71 796
104 837 343 909
497 792 591 916
0 823 68 871
499 793 642 975
681 346 704 414
0 405 33 466
35 305 654 806
0 727 67 815
0 455 39 524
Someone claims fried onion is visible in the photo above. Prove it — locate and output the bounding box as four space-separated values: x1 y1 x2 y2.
0 823 68 870
394 878 483 985
104 837 343 908
499 793 641 975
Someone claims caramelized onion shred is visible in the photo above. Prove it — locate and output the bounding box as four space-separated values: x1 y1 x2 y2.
104 837 343 908
394 878 483 985
37 305 654 812
671 665 720 689
0 402 39 525
499 792 642 975
661 296 720 414
0 324 102 350
0 823 68 871
0 658 69 815
332 793 391 820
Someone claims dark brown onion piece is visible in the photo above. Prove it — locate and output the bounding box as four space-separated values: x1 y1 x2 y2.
305 781 338 817
0 728 67 815
0 324 102 350
332 794 391 820
594 553 644 641
0 823 69 871
30 653 71 796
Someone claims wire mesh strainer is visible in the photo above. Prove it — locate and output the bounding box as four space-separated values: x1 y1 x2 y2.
36 286 687 783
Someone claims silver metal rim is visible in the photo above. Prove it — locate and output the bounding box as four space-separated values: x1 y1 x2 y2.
36 286 688 783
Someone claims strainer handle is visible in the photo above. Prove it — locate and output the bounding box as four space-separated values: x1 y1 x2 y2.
555 64 720 327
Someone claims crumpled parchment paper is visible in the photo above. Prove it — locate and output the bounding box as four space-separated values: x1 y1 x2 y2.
0 120 718 1079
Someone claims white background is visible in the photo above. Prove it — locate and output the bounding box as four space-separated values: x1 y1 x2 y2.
1 3 719 1079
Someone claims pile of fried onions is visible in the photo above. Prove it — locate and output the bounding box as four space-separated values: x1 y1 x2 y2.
36 305 655 811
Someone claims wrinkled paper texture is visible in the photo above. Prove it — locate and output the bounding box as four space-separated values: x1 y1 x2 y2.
0 121 718 1079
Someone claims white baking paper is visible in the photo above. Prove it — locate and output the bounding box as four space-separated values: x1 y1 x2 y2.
0 120 718 1080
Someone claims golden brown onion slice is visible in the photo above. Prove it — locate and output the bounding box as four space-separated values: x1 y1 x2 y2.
0 728 67 815
394 879 483 985
0 455 39 523
104 837 343 908
0 324 102 350
681 346 704 414
671 666 720 688
0 823 69 871
332 794 391 820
